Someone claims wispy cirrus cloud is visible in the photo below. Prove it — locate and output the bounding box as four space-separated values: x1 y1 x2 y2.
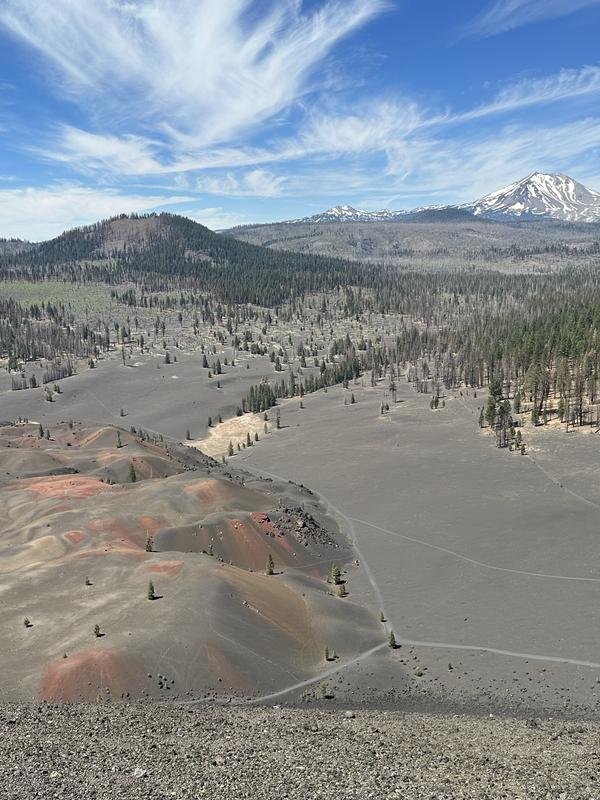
382 118 600 205
39 126 164 175
447 65 600 123
188 207 255 230
0 0 388 149
465 0 600 37
1 0 600 233
0 184 190 241
195 169 286 198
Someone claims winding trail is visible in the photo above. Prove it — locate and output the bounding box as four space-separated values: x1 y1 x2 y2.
347 516 600 583
72 404 600 704
241 642 389 705
237 459 600 700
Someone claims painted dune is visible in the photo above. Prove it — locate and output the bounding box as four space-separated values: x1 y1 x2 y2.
0 421 379 702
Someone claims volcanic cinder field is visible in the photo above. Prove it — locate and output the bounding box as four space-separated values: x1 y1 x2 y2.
0 421 380 703
233 378 600 716
4 356 600 716
3 293 600 717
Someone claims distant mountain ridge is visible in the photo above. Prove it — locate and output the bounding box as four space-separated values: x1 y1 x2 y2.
284 173 600 224
288 205 401 223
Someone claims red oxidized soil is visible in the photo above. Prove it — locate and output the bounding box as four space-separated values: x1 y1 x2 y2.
84 517 145 552
40 649 141 701
185 478 231 505
138 515 164 534
251 512 277 536
63 530 87 545
21 475 112 499
145 560 183 576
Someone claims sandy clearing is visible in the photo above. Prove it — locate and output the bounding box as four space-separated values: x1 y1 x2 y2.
189 397 303 459
188 411 269 459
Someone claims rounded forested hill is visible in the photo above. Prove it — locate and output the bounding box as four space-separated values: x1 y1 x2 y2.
0 213 368 305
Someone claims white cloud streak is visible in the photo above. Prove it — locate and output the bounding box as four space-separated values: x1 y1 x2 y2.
384 118 600 204
1 0 600 224
452 66 600 122
0 184 190 241
0 0 388 149
195 169 286 198
188 207 255 230
466 0 600 37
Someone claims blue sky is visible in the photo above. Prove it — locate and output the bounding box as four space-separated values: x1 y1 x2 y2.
1 0 600 239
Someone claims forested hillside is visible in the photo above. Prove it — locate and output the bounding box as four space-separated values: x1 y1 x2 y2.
0 213 363 305
4 212 600 436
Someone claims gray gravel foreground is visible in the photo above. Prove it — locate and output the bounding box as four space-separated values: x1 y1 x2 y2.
1 704 599 799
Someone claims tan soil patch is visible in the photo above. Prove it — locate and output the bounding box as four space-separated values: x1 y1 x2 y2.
189 412 269 459
0 535 65 573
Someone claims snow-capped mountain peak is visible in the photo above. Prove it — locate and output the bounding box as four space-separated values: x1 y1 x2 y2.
278 173 600 226
289 205 402 223
463 172 600 222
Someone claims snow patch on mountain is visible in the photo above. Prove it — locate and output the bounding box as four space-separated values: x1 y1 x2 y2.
282 174 600 225
462 173 600 222
289 205 404 223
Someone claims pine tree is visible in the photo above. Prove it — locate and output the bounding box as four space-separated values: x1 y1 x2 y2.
147 581 156 600
388 630 397 649
128 463 137 483
265 553 274 576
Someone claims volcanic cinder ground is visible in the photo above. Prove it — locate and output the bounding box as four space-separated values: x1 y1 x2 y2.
3 303 600 717
0 422 378 703
233 379 600 717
